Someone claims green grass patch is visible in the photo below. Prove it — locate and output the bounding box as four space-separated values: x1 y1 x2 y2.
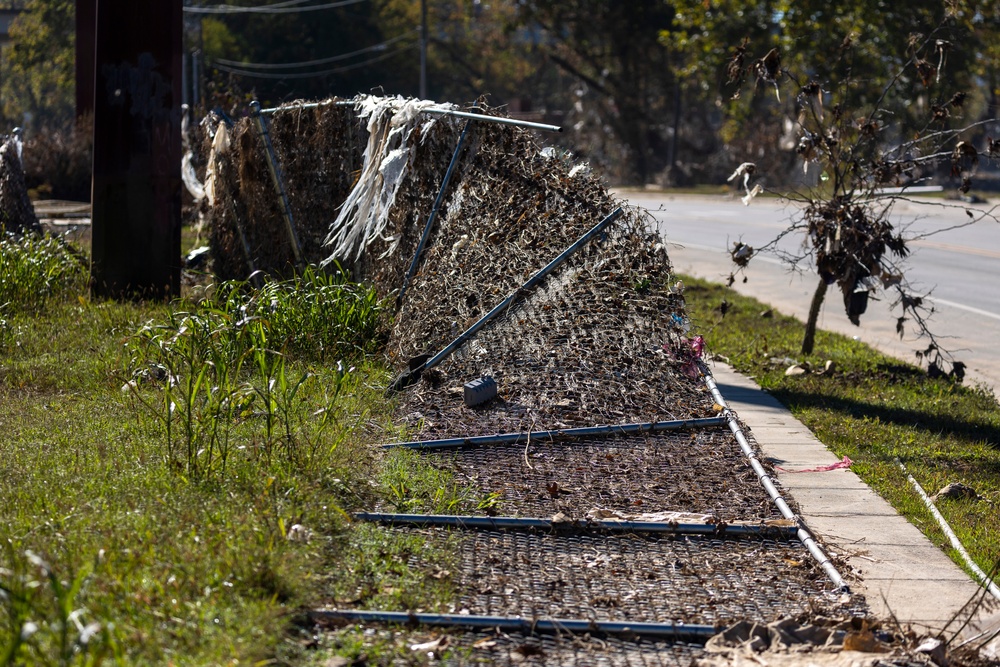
683 275 1000 578
0 237 449 664
377 449 502 515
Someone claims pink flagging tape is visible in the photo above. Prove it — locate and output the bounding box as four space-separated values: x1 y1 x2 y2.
775 456 853 473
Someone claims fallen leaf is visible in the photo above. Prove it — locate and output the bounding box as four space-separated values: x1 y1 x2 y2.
843 631 884 653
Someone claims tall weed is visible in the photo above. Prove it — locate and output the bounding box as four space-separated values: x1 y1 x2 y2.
126 267 382 480
0 233 88 348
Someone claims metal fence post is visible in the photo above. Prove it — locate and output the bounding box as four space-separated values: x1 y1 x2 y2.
397 113 478 306
250 100 304 270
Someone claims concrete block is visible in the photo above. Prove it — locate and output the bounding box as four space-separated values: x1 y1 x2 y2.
463 376 497 407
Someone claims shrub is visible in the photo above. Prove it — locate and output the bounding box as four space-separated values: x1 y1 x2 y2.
21 117 93 202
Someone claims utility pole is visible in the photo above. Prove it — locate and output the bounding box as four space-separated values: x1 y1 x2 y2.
90 0 182 299
419 0 427 99
75 0 96 119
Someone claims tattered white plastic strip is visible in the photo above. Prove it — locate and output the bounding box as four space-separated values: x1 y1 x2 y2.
322 96 456 264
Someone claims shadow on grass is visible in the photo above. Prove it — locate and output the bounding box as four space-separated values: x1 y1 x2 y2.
767 386 1000 451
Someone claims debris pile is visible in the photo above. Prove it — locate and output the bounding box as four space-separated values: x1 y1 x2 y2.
211 96 878 660
206 97 707 431
0 133 41 235
205 97 462 282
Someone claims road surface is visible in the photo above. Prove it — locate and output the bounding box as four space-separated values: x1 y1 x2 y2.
621 191 1000 394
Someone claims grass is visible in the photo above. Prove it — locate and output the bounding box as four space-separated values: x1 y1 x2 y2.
683 275 1000 579
0 231 455 665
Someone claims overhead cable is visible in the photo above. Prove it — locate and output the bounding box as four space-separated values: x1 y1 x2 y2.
184 0 368 15
212 30 416 70
210 43 415 79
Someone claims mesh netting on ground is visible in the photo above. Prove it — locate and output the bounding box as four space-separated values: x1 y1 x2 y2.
396 527 863 625
377 429 786 522
322 625 708 667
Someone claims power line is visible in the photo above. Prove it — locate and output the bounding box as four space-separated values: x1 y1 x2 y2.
184 0 368 15
212 30 416 70
210 43 416 79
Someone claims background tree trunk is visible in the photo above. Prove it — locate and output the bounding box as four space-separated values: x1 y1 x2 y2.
802 278 828 355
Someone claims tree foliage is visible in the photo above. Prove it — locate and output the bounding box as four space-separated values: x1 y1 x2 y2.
194 1 395 106
3 0 999 189
512 1 679 184
1 0 75 128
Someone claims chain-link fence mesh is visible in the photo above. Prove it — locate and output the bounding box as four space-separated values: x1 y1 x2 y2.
394 217 706 438
380 429 787 522
321 625 709 667
406 528 863 625
206 99 464 282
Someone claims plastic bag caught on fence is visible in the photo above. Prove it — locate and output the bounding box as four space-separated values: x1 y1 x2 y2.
323 96 456 264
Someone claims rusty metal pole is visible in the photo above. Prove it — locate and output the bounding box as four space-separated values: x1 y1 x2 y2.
90 0 183 299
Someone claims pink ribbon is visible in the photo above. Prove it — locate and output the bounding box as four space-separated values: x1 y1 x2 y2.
775 456 853 473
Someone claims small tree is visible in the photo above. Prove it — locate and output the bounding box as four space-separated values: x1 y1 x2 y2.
724 22 1000 379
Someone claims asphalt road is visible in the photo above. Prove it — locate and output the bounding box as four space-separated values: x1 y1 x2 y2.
621 191 1000 393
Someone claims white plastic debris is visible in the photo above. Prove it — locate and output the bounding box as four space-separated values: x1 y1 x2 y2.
727 162 763 205
323 96 457 264
204 123 230 207
182 151 205 201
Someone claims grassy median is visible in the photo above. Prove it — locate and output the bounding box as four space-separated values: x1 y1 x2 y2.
683 275 1000 581
0 233 465 665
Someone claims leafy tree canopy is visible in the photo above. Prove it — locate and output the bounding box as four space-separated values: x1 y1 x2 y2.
1 0 75 128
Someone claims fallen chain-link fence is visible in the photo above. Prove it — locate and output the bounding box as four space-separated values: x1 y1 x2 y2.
203 96 866 663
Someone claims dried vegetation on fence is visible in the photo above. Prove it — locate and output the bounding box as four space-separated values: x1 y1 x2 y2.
205 98 710 432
